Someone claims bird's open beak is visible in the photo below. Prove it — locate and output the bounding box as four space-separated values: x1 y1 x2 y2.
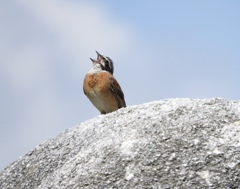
96 51 103 62
90 58 98 63
96 51 101 56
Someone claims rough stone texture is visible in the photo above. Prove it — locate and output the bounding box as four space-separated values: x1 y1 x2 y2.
1 98 240 189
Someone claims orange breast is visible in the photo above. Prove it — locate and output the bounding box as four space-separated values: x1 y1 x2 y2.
83 72 121 114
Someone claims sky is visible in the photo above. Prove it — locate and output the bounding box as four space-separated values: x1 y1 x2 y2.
0 0 239 170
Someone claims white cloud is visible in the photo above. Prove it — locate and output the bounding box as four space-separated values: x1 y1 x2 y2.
2 46 49 90
18 0 131 75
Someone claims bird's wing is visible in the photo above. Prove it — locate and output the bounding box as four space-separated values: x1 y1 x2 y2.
109 76 126 108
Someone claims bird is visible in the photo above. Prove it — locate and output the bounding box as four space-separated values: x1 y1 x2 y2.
83 51 126 114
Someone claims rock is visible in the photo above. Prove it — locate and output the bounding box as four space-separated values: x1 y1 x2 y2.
1 98 240 188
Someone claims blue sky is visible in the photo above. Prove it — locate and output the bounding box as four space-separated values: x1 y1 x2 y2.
0 0 239 170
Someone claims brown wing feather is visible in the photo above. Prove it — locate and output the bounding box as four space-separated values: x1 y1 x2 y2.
109 76 126 108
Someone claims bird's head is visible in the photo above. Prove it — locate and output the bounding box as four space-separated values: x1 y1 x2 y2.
95 51 114 75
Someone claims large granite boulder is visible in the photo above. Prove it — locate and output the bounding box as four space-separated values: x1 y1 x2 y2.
1 98 240 188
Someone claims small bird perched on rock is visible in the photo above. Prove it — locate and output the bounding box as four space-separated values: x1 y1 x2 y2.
83 51 126 114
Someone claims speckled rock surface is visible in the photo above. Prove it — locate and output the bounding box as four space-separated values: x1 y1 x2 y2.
1 98 240 189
